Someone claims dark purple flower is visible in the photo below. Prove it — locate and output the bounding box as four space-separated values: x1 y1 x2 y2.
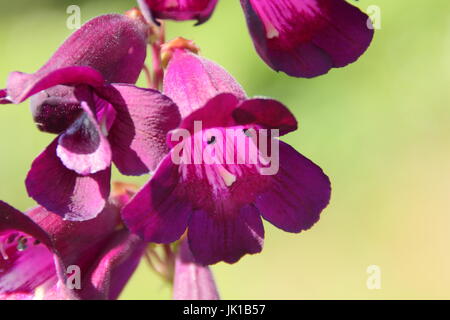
240 0 374 77
0 189 146 300
2 15 181 221
173 240 219 300
122 49 331 265
139 0 219 25
139 0 374 78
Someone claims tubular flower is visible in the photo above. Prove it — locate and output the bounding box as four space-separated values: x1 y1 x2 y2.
122 49 331 265
139 0 219 25
1 14 181 221
240 0 374 77
0 189 146 300
138 0 374 78
173 240 219 300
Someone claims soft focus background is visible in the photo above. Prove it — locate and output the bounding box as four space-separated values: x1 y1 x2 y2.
1 0 449 299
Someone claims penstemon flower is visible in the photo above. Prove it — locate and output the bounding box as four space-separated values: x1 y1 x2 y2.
122 45 331 265
139 0 219 25
0 188 146 300
1 14 180 221
173 239 219 300
140 0 374 77
0 0 375 299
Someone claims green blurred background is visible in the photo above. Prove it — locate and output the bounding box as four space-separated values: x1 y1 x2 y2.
1 0 449 299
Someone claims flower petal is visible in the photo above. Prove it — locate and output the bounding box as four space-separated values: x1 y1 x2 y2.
5 14 148 103
171 93 298 138
187 204 264 265
26 140 111 221
57 101 112 175
256 141 331 232
142 0 219 25
97 84 181 175
0 201 57 300
173 240 219 300
175 93 240 134
84 231 146 300
232 97 298 135
26 198 143 300
240 0 374 77
7 66 104 104
164 50 246 118
122 155 192 243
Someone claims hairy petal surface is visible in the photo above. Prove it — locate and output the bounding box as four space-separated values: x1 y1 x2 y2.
5 14 148 103
163 50 246 117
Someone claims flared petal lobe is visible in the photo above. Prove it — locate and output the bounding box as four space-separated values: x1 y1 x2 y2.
26 140 111 221
240 0 374 77
143 0 219 25
188 206 264 265
256 141 331 233
5 14 148 103
173 240 219 300
122 155 192 243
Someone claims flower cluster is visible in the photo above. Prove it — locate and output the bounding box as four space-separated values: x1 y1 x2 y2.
0 0 374 299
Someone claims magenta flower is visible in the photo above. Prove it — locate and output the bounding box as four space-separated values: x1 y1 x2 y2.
240 0 374 77
138 0 374 78
0 192 146 300
122 49 331 265
173 240 219 300
140 0 219 25
1 14 181 221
